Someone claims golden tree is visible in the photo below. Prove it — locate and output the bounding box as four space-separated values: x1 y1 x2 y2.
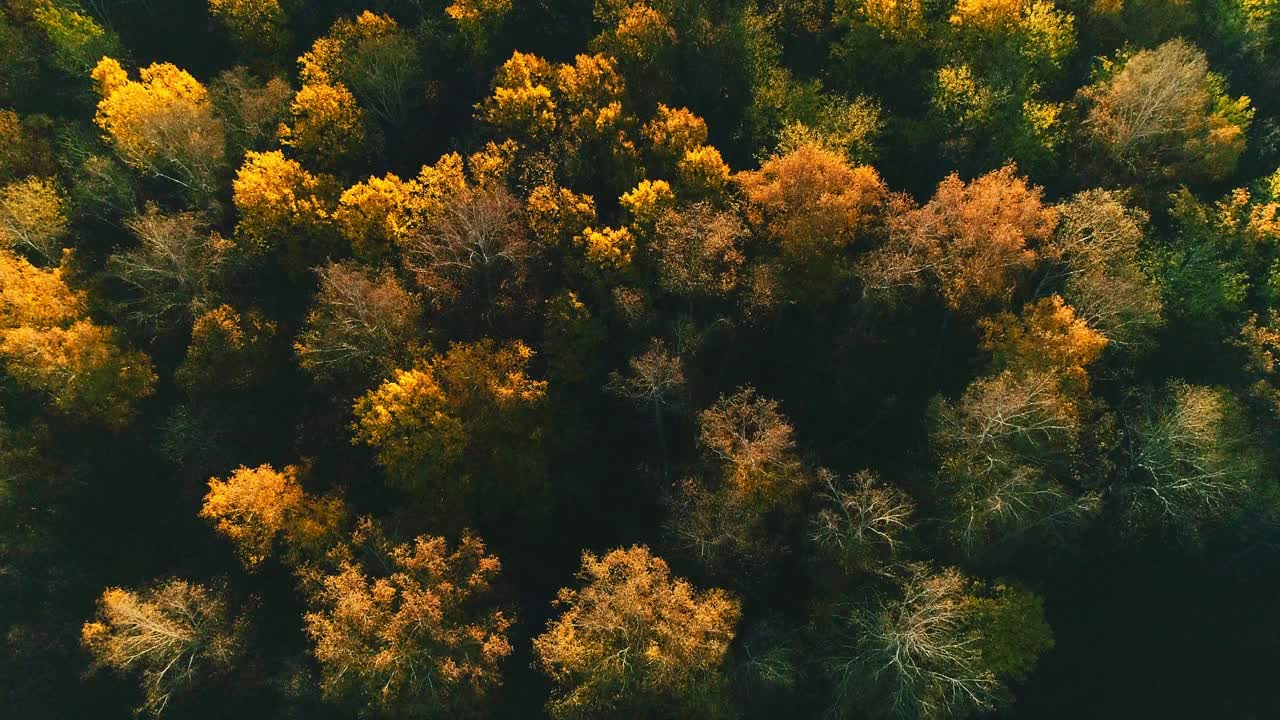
299 11 422 124
978 295 1108 393
0 176 68 261
200 462 344 569
352 340 548 520
0 249 83 329
0 320 157 430
90 58 226 196
533 546 742 719
303 517 512 718
650 202 747 299
231 150 339 264
738 144 889 303
277 81 368 169
698 386 807 503
82 580 246 716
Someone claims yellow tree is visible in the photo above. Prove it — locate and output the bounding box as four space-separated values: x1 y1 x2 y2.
200 463 344 569
351 340 548 523
978 295 1108 393
0 249 83 329
0 176 68 261
334 172 414 261
90 58 226 197
299 11 422 124
82 580 246 716
277 81 368 169
231 150 339 267
303 517 512 718
534 546 741 719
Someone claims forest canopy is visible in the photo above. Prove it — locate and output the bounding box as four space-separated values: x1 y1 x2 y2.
2 0 1280 718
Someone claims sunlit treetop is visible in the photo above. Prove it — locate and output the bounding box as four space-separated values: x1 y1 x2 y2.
200 463 305 569
90 57 226 196
0 176 68 262
600 3 677 65
208 0 288 53
334 172 414 261
853 0 927 41
231 150 338 257
527 184 598 245
298 10 421 123
29 0 120 76
277 81 368 169
619 178 675 226
979 295 1109 393
446 0 513 44
0 249 84 329
644 104 708 164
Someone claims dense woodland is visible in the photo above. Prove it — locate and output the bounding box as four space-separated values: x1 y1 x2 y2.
2 0 1280 718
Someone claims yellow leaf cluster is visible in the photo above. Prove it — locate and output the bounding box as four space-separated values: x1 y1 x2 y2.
527 184 597 244
0 250 83 329
483 51 559 138
232 150 336 255
446 0 512 31
677 145 731 196
0 176 68 259
643 103 708 162
208 0 287 51
980 295 1108 392
611 3 677 62
200 464 306 568
534 545 740 719
858 0 927 40
619 178 674 225
90 57 225 193
334 172 413 260
176 304 277 394
575 225 635 270
299 10 401 85
277 82 367 166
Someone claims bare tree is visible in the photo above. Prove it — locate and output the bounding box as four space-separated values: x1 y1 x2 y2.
294 261 422 383
810 469 915 574
1120 382 1260 535
401 186 531 317
108 205 230 331
1047 190 1163 348
81 579 246 716
607 339 686 477
827 564 998 720
651 202 747 300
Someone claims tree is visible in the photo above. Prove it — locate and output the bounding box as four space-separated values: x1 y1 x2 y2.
294 261 422 383
400 185 532 315
29 0 121 76
737 144 889 304
698 386 807 504
978 295 1108 393
209 67 294 159
533 546 742 719
861 165 1055 313
81 580 247 716
302 517 512 718
810 469 915 574
1078 39 1254 184
108 206 232 330
90 57 226 197
277 81 369 170
200 463 343 569
334 171 414 262
0 249 84 329
231 150 339 265
1118 382 1261 537
176 304 277 395
1046 189 1163 348
446 0 512 52
299 11 422 125
208 0 288 54
607 339 685 475
928 370 1098 557
0 176 68 261
826 564 1051 720
351 340 548 523
649 202 746 300
0 320 157 430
